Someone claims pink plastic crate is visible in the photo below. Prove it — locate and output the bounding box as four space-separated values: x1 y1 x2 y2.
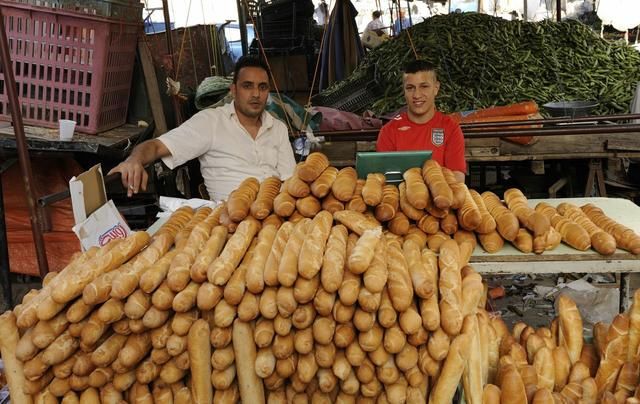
0 3 141 134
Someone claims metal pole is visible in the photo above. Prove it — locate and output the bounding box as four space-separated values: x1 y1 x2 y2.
237 0 249 56
556 0 562 21
160 0 183 127
0 8 49 278
0 161 13 308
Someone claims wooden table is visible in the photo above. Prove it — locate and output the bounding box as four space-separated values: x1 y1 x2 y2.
0 123 146 156
469 197 640 310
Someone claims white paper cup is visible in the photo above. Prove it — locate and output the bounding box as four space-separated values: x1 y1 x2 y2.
59 119 76 141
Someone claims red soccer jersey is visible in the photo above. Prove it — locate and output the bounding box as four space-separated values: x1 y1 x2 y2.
376 111 467 173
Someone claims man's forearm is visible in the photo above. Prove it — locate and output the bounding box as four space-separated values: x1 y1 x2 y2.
126 139 166 166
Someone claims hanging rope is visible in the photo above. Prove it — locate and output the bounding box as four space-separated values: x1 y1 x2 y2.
241 0 296 137
404 24 419 59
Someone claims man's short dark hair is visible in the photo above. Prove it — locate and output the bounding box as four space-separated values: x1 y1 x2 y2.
233 56 270 83
403 59 438 81
372 10 381 18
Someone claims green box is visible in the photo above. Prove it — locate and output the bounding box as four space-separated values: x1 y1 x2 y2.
355 151 432 183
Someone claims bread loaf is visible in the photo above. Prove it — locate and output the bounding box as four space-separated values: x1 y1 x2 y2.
0 312 32 404
438 240 462 336
208 217 261 286
298 152 330 182
479 230 505 253
470 189 496 234
250 177 281 219
422 160 453 210
402 167 429 210
457 187 482 231
581 203 640 254
481 191 519 241
227 177 260 222
375 185 400 222
428 333 471 404
386 238 414 312
310 166 338 199
398 181 425 221
298 211 334 279
557 202 617 255
273 189 296 217
535 202 591 251
331 167 357 202
333 210 380 235
441 167 467 209
558 294 584 365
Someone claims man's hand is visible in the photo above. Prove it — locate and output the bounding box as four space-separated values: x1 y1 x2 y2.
108 159 148 197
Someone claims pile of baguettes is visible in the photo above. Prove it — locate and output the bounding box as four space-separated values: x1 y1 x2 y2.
0 152 639 404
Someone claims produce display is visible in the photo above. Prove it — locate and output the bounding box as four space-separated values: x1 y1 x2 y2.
0 152 638 403
319 13 640 116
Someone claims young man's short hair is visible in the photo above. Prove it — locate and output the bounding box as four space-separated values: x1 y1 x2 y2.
372 10 381 19
233 56 270 83
403 59 438 81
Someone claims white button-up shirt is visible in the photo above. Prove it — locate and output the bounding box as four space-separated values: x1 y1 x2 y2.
159 101 296 201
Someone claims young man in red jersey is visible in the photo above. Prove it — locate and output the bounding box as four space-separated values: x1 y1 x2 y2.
376 60 466 183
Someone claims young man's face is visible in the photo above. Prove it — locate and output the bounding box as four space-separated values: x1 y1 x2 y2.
403 70 440 119
231 66 270 119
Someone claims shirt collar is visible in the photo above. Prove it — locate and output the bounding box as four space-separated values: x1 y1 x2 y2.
225 100 274 131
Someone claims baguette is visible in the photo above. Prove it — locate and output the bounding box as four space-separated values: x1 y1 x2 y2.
398 181 425 221
438 239 463 336
478 230 505 253
363 234 388 294
428 333 471 404
374 185 400 222
402 167 429 210
470 189 496 234
273 189 296 217
52 232 150 304
385 238 414 312
0 311 33 404
557 202 616 255
333 210 380 235
296 195 321 218
346 179 367 213
457 186 482 231
558 294 583 365
403 239 434 299
348 227 383 275
320 224 348 293
310 166 339 199
298 152 329 182
188 319 212 403
420 249 440 331
251 176 281 219
440 211 459 235
422 159 453 210
504 188 550 237
208 217 261 285
535 202 591 251
481 191 519 241
278 218 312 286
298 211 334 279
441 166 467 209
462 316 483 404
362 173 385 206
227 177 260 221
582 203 640 254
332 167 357 201
233 319 265 404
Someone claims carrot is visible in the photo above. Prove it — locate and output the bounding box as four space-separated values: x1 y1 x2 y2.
448 101 539 123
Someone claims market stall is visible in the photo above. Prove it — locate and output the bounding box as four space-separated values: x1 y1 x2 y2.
0 153 638 402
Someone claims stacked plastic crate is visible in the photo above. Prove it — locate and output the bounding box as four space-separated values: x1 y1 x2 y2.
0 0 143 134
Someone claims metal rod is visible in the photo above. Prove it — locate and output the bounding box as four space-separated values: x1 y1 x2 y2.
236 0 249 56
38 171 124 208
556 0 562 21
0 162 13 308
461 113 640 130
0 7 49 277
313 124 640 141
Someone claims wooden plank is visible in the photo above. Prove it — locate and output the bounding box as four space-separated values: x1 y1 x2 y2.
138 40 168 136
607 138 640 151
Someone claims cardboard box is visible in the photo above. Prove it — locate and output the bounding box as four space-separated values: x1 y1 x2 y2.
69 164 130 250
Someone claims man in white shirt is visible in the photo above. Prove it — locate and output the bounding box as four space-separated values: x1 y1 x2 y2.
109 56 296 202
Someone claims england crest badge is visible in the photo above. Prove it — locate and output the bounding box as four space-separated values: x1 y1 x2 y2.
431 128 444 146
